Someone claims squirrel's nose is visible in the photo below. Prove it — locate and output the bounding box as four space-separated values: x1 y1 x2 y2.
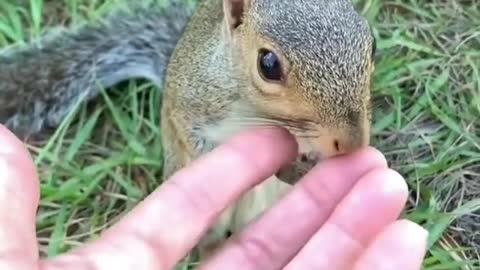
333 134 366 155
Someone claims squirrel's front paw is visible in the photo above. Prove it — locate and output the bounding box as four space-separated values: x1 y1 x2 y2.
275 152 319 185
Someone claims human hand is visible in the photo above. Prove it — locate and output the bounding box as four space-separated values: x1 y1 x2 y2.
0 125 427 270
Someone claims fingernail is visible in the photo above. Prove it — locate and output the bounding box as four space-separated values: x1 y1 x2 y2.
382 169 408 195
399 219 429 248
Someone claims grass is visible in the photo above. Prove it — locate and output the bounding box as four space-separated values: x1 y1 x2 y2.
1 0 479 269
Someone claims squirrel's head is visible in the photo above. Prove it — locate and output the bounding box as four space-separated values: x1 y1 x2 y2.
223 0 376 159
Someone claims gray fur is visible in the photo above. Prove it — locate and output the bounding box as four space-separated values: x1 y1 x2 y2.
0 1 195 138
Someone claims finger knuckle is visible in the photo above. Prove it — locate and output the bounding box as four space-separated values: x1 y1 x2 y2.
164 179 220 217
230 235 275 269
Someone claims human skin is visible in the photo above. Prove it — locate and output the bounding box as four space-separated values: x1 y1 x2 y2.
0 125 427 270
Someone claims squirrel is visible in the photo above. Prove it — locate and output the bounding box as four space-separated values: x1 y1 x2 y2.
0 0 376 259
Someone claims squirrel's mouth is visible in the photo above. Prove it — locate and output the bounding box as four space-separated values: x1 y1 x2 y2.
274 130 366 185
274 151 321 185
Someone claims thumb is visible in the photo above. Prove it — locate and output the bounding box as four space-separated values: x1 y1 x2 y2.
0 125 40 270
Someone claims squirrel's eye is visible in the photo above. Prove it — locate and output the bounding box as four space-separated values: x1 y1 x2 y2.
258 49 283 82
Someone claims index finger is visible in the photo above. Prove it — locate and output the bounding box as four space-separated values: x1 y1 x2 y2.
42 128 297 270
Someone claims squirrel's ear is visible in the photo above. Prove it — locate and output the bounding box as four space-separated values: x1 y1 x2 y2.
223 0 250 31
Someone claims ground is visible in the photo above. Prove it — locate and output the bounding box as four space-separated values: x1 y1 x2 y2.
0 0 479 269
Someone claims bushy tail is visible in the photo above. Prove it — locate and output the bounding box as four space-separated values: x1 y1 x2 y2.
0 1 195 138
